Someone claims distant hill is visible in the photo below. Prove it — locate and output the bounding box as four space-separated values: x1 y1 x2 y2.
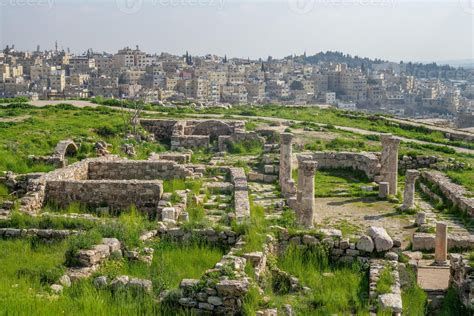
302 51 470 79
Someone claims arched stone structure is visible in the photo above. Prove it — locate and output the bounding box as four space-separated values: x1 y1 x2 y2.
53 140 78 160
191 120 233 140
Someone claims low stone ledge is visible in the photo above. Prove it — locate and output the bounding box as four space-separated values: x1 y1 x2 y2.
72 238 122 268
158 226 239 245
177 236 251 315
450 254 474 310
0 228 78 239
370 259 402 314
301 151 381 180
412 233 474 251
421 171 474 217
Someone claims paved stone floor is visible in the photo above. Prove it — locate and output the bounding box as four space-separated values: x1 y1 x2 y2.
417 260 450 291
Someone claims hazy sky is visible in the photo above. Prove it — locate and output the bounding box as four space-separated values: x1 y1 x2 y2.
1 0 473 63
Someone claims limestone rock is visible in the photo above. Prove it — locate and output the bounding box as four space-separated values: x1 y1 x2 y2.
216 279 250 297
50 284 63 294
128 278 153 293
59 275 71 287
356 235 374 253
93 276 108 288
378 293 402 313
367 226 393 252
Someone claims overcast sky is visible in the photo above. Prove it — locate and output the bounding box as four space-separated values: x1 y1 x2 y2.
1 0 473 63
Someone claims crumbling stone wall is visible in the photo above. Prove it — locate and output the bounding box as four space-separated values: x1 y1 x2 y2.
88 160 194 180
149 152 191 164
46 180 163 213
140 120 177 140
141 119 247 150
29 139 78 168
171 135 210 151
230 167 250 223
412 233 474 251
218 132 265 152
300 151 381 180
450 254 474 310
421 170 474 217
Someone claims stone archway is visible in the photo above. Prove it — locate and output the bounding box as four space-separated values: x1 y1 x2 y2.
191 120 233 140
53 140 78 160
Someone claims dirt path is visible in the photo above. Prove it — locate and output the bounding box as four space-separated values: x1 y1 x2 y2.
314 197 415 245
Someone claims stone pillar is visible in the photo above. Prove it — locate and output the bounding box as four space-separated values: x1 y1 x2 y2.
380 134 401 195
279 133 293 196
435 222 448 265
296 155 307 209
298 160 317 229
378 182 390 199
401 169 420 210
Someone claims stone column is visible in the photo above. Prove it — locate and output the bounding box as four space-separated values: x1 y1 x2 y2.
380 134 401 195
299 160 317 229
296 155 307 209
378 182 389 199
435 222 448 265
279 133 294 196
401 169 420 210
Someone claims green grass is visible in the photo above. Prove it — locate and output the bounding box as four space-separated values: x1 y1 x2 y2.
0 104 165 174
227 138 263 155
0 183 9 204
234 201 267 253
162 178 203 195
98 240 224 294
437 286 471 316
0 238 217 315
401 267 427 316
274 244 370 315
376 264 395 295
292 168 377 198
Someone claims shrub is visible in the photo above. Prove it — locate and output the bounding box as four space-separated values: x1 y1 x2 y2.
95 124 120 137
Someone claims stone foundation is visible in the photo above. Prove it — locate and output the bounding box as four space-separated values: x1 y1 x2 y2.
412 233 474 251
88 160 194 180
450 254 474 310
421 170 474 217
46 180 163 213
230 167 250 222
218 132 265 152
299 151 381 180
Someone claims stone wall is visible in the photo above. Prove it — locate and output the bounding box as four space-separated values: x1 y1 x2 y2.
158 226 239 245
450 253 474 310
171 135 210 151
300 151 381 180
46 180 163 213
177 237 250 314
275 226 400 263
412 233 474 251
0 228 78 239
88 160 194 180
18 156 119 214
140 119 177 140
141 119 248 151
421 170 474 217
149 152 192 164
399 155 468 173
218 132 265 152
230 167 250 223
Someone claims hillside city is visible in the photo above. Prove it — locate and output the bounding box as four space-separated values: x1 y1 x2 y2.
1 44 473 128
